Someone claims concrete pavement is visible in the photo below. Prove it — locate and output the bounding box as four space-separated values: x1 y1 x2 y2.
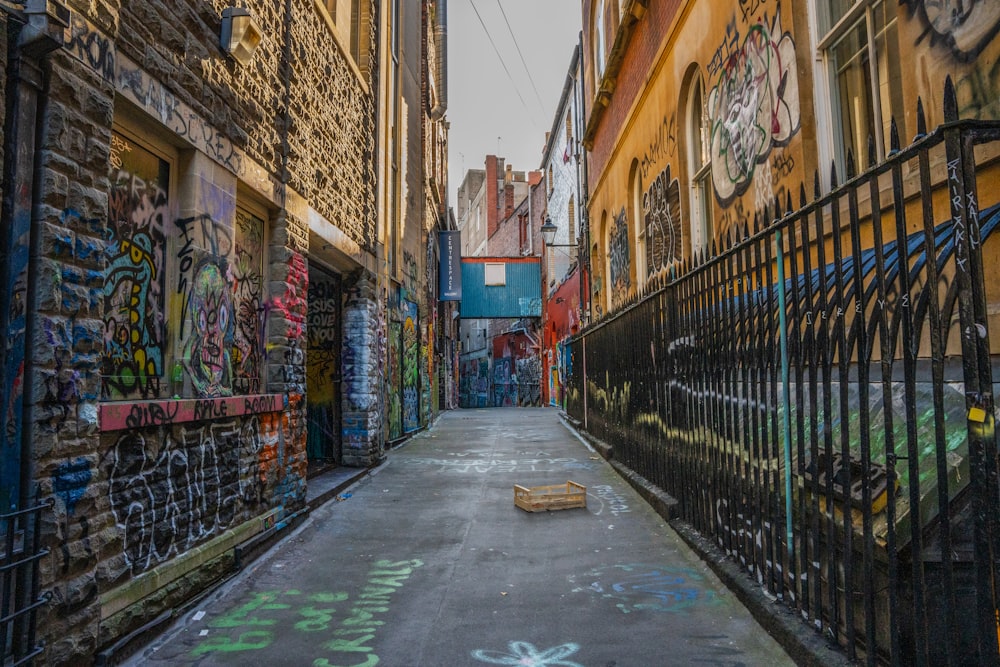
127 408 796 666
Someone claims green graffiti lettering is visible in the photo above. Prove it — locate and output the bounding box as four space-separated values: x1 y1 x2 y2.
371 559 423 571
334 627 380 636
313 655 380 667
191 630 273 655
210 592 289 628
309 592 349 603
294 606 337 632
344 611 384 627
322 634 376 652
367 576 409 587
359 586 396 598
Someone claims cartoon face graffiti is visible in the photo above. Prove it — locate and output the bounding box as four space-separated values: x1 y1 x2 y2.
183 260 234 396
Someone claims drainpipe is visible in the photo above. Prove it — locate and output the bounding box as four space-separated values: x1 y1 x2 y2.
429 0 447 120
0 1 67 513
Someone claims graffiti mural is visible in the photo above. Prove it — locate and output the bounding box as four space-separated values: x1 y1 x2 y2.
608 208 631 304
707 9 799 206
104 132 167 399
402 300 420 433
904 0 1000 61
643 165 682 276
105 418 264 574
387 319 402 440
493 357 516 407
515 355 542 406
183 260 234 397
307 270 341 462
232 210 265 394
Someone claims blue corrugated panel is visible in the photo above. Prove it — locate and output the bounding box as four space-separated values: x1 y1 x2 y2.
460 259 541 318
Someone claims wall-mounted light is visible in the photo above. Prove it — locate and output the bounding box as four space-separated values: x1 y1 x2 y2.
220 7 262 66
541 215 576 248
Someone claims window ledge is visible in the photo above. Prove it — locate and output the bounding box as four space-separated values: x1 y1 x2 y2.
99 393 287 432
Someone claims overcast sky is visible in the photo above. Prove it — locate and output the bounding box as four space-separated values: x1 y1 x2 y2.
446 0 582 206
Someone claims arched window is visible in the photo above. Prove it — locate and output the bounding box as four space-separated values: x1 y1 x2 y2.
686 74 713 257
629 159 645 287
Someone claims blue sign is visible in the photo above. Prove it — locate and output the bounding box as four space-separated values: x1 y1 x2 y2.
438 230 462 300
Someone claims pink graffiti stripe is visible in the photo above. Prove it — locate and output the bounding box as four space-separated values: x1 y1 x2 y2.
100 394 286 432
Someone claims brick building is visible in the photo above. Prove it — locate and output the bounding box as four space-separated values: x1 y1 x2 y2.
0 1 447 664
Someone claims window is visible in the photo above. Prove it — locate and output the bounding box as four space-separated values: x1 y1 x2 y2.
105 128 267 401
818 0 905 172
485 263 506 286
323 0 337 22
686 75 713 256
593 0 607 83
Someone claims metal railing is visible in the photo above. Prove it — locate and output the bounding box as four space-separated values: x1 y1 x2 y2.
1 499 51 666
567 79 1000 665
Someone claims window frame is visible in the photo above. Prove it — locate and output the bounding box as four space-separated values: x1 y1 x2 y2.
686 74 713 257
813 0 905 175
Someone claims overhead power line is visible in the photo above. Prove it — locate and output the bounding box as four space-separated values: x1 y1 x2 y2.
468 0 541 134
495 0 546 116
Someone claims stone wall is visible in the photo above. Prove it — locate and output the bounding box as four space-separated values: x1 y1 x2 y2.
21 2 379 663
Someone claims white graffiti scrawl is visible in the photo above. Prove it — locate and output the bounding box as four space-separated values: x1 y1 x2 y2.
708 8 799 206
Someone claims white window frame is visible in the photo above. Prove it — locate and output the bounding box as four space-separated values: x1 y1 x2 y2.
686 75 713 257
812 0 904 179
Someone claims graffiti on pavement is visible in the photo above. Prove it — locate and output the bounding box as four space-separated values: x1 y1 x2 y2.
471 641 583 667
591 485 631 517
569 563 719 613
191 559 423 665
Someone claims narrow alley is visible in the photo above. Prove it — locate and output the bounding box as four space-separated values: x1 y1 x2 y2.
126 408 794 667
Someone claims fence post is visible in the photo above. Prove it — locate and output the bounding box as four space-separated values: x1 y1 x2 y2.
775 229 794 568
942 76 1000 665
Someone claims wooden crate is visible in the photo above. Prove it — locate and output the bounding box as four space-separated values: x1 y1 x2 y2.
514 481 587 512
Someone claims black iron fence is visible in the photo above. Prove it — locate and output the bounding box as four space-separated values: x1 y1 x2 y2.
1 499 51 666
567 79 1000 665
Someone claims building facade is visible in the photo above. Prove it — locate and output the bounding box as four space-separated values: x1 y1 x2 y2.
576 0 1000 662
0 1 447 664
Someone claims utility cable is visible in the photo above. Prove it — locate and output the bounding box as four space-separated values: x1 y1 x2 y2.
468 0 541 133
495 0 547 116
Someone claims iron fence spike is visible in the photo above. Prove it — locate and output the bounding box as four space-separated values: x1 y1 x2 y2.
943 75 958 123
916 97 927 139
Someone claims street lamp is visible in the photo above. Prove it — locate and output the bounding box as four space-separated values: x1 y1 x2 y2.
540 215 576 247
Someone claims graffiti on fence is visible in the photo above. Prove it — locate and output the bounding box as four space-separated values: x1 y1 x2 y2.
402 300 420 432
608 208 631 305
105 133 167 399
904 0 1000 62
707 8 799 206
570 563 720 613
643 164 682 276
232 210 265 394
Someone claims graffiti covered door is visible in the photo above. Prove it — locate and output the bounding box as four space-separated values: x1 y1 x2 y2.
402 299 420 433
306 269 342 463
